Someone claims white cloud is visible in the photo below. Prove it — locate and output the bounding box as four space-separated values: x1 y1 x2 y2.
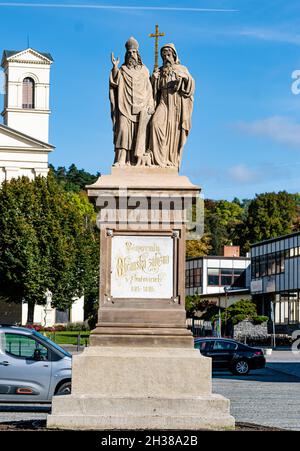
228 164 262 184
235 116 300 149
236 28 300 46
188 160 295 188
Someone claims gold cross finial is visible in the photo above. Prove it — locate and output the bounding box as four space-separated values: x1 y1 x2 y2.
149 24 165 71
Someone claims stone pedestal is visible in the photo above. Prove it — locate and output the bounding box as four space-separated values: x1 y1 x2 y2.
47 168 235 430
47 347 234 430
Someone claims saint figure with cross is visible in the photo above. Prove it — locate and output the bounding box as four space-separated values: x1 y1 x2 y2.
149 43 195 169
109 37 154 167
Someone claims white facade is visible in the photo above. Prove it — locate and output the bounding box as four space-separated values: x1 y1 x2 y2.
0 48 54 183
186 256 251 296
0 47 85 325
1 48 52 142
0 124 53 182
22 297 85 328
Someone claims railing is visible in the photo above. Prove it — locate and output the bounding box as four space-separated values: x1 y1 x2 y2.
186 317 212 337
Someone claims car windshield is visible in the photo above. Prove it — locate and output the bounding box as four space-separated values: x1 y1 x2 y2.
33 331 72 358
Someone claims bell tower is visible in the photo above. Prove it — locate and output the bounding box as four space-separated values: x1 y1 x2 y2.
1 48 53 143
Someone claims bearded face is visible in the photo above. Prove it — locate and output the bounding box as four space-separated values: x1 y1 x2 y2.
161 48 176 66
125 49 142 68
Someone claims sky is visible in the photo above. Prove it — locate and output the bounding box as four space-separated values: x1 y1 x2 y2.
0 0 300 200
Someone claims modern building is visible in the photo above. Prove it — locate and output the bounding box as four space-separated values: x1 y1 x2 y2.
0 48 54 182
251 231 300 333
185 246 251 309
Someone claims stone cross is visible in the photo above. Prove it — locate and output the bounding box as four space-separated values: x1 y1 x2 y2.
149 24 165 70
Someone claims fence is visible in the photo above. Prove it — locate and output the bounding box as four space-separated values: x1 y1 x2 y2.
186 317 213 337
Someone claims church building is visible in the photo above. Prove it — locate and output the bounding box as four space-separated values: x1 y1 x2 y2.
0 47 84 327
0 48 54 182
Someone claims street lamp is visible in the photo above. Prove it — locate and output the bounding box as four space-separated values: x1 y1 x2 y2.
224 286 231 337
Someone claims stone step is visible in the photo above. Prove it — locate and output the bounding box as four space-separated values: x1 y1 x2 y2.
48 394 234 430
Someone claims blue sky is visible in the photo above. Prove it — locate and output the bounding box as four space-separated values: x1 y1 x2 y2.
1 0 300 200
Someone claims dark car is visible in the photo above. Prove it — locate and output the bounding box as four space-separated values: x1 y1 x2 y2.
194 338 266 375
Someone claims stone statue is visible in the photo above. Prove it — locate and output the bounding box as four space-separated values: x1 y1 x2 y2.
149 43 195 168
109 37 154 167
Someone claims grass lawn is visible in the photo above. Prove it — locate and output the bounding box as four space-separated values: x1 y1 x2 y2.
44 331 90 345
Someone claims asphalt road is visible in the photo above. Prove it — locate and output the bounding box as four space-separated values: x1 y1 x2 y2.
213 366 300 431
1 350 300 430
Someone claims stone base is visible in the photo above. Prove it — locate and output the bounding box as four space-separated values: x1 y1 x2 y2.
47 394 234 430
47 347 235 430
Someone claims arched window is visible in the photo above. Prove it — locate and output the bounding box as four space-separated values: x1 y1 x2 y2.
22 77 35 109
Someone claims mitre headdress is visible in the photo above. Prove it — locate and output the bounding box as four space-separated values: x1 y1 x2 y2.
125 37 139 51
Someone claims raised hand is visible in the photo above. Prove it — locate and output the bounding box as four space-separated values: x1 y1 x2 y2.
152 68 160 79
111 52 120 69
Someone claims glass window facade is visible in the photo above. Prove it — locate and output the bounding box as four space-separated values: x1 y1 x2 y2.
251 235 300 281
207 267 246 287
274 292 300 325
185 267 202 289
252 233 300 328
251 251 285 279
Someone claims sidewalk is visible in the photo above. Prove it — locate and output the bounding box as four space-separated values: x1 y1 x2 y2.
266 349 300 379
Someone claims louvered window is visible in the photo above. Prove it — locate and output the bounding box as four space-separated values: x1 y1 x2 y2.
22 77 35 109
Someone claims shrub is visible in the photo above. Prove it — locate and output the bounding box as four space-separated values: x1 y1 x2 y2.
52 324 67 332
252 315 269 325
185 293 217 316
231 314 247 325
23 324 42 331
66 321 90 332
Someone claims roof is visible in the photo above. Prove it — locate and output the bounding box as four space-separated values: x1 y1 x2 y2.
186 255 250 262
2 48 53 66
197 288 251 299
0 123 55 150
250 230 300 248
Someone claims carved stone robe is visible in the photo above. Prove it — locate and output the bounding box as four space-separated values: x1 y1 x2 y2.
109 64 153 157
150 64 195 168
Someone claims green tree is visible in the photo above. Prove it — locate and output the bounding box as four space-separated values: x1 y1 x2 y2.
0 176 99 324
49 164 100 192
204 199 244 255
221 299 268 325
186 234 212 258
240 191 300 252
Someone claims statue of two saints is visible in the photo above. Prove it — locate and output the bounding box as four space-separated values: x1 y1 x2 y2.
109 37 195 169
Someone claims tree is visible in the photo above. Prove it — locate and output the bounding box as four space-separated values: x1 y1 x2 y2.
240 191 300 252
49 164 100 192
185 293 216 316
204 199 244 255
221 299 268 325
186 234 212 258
0 176 99 324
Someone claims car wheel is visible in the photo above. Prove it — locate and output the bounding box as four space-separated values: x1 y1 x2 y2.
232 360 249 375
55 382 71 396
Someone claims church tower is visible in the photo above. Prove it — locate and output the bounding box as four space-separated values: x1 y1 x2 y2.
0 48 54 183
1 48 53 143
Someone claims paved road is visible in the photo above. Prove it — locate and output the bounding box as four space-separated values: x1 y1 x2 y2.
0 404 50 424
213 366 300 431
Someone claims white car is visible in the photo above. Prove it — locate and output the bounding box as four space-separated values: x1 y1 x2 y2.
0 325 72 402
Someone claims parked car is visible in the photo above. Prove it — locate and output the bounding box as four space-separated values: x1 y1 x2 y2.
194 337 265 375
0 325 72 402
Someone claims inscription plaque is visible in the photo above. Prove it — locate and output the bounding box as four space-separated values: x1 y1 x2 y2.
110 235 174 299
